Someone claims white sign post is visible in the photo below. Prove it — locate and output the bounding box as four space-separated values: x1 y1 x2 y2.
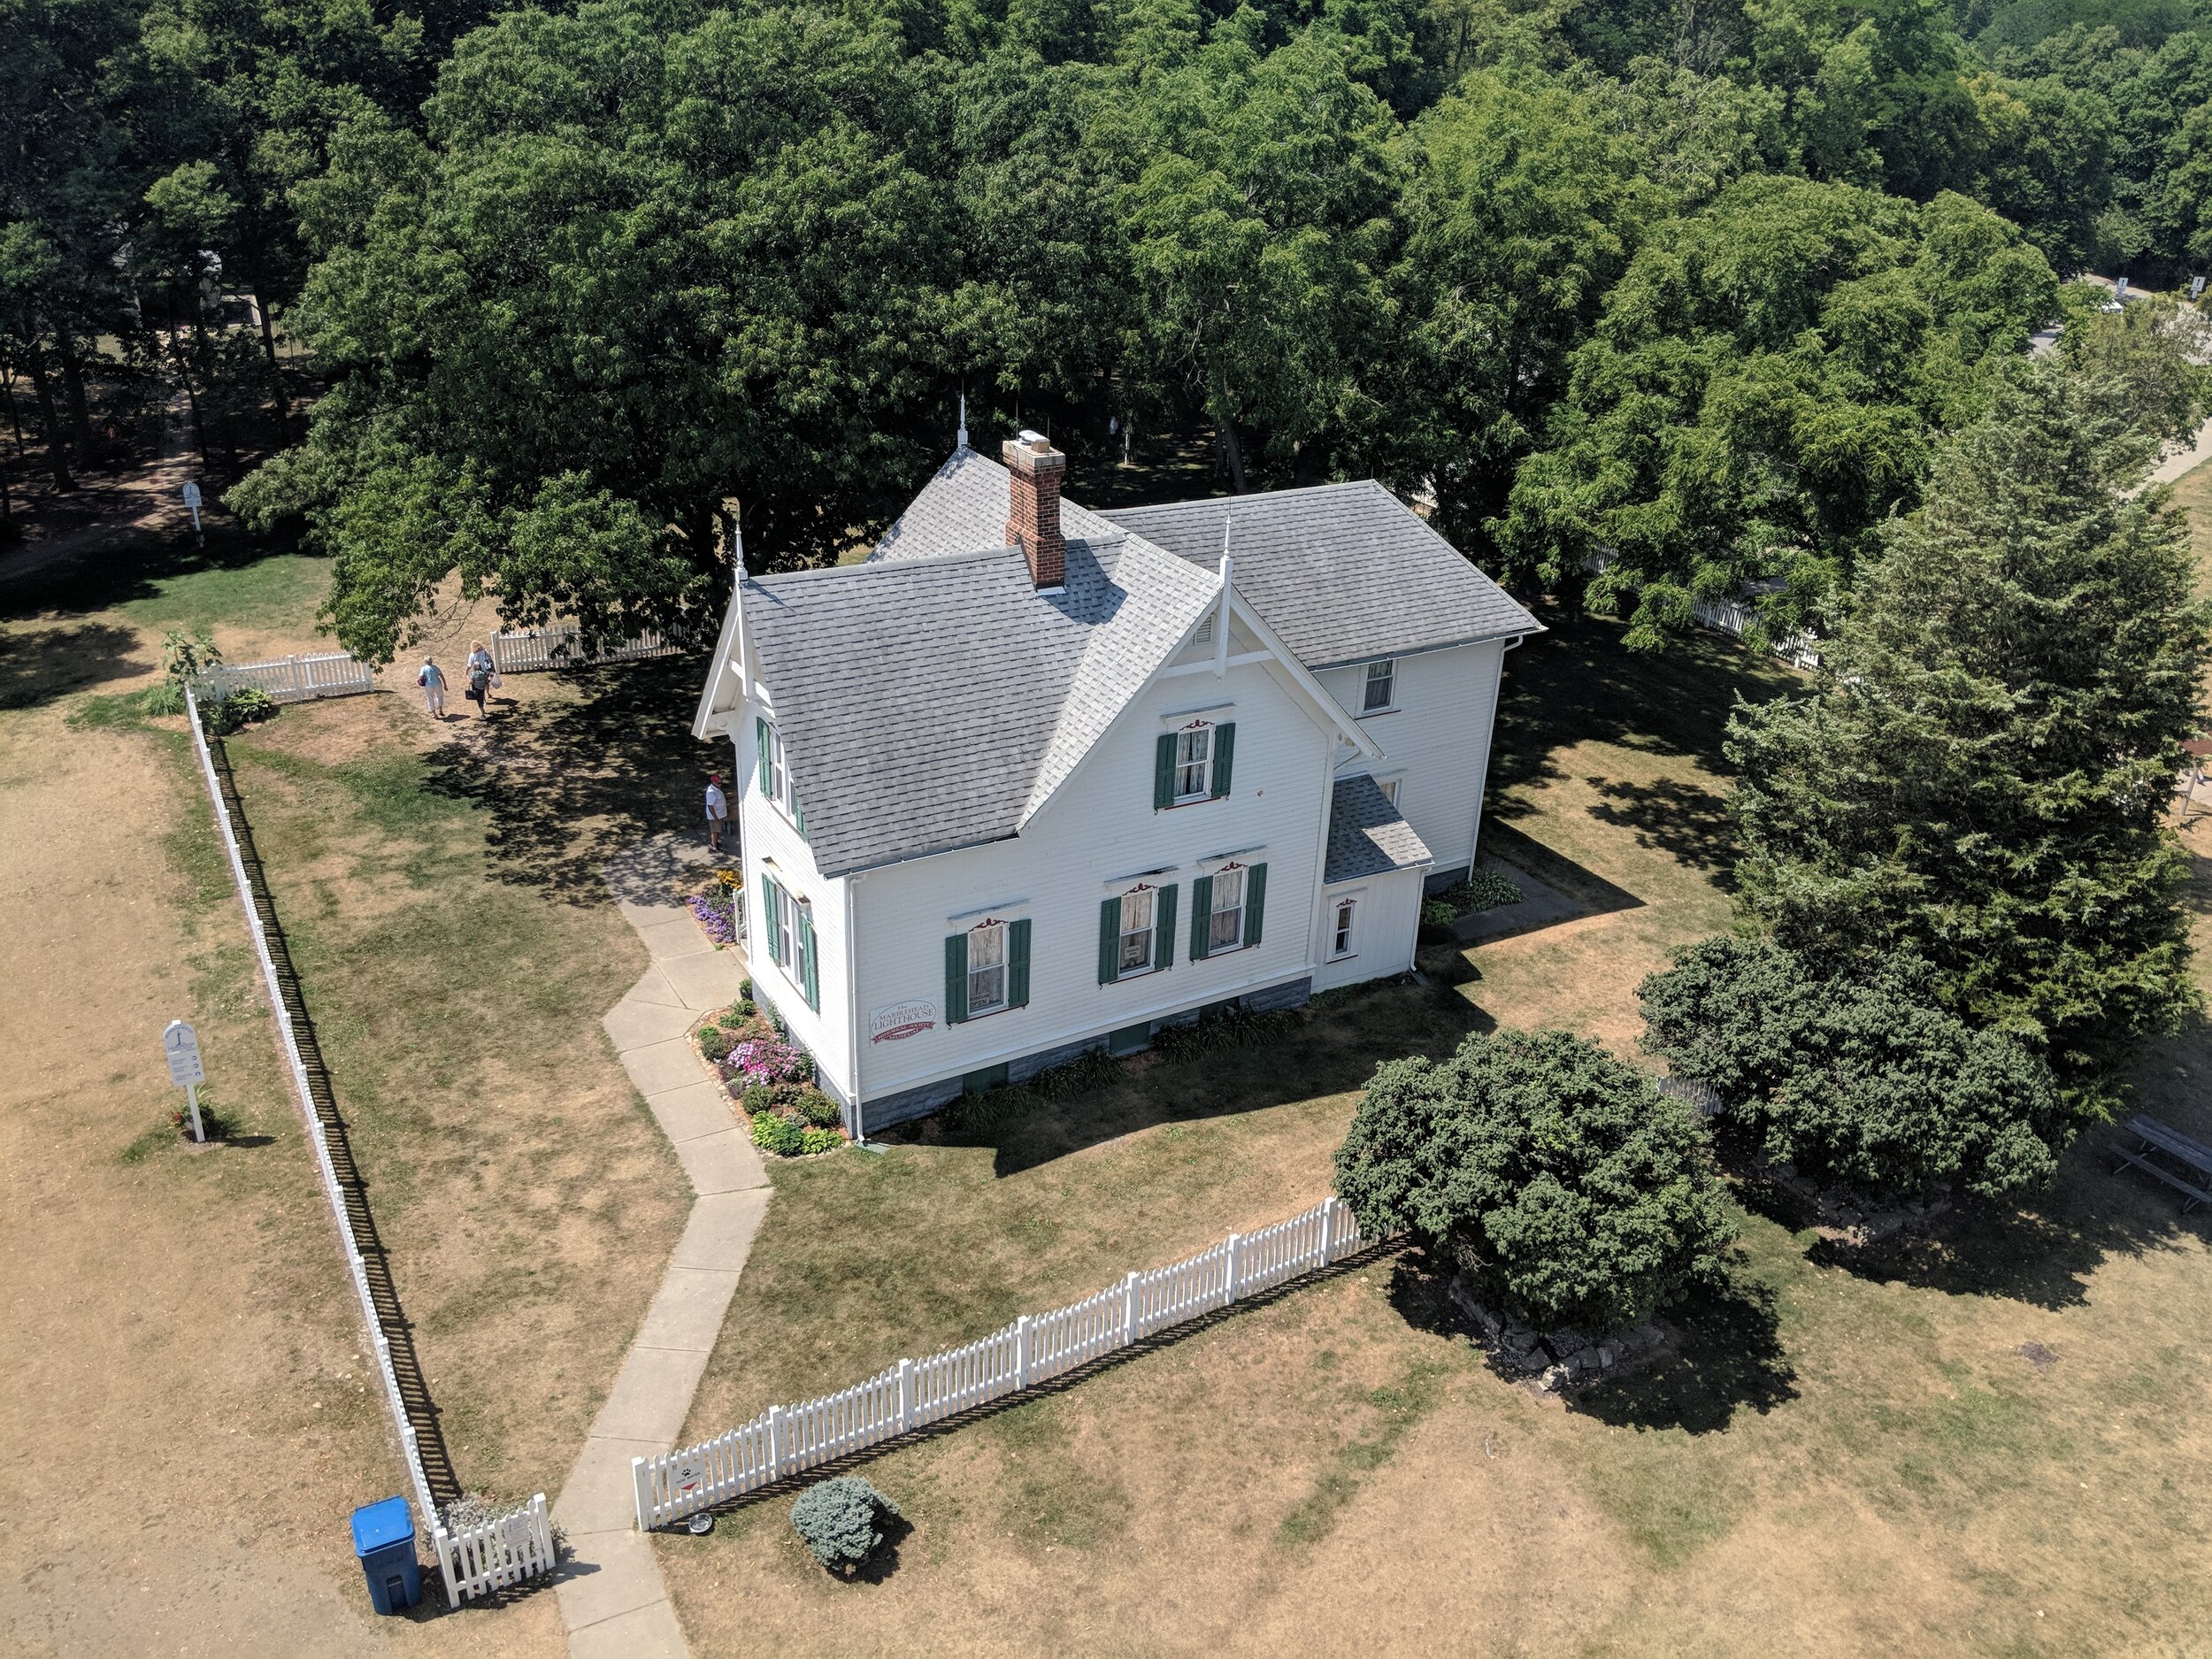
164 1019 206 1142
180 480 204 545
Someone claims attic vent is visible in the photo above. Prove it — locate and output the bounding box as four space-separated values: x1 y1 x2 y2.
1194 617 1214 646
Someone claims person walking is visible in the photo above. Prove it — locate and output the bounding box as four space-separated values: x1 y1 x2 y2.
416 656 447 719
465 640 495 718
704 772 729 853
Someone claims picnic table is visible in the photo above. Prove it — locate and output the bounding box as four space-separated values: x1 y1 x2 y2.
2112 1115 2212 1213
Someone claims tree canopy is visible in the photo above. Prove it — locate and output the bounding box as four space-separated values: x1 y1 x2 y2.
1333 1028 1735 1333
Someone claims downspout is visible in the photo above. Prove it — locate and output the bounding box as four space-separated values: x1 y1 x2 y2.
1467 634 1525 873
1306 721 1336 985
845 872 867 1147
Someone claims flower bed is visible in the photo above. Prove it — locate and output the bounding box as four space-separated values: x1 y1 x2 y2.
688 869 741 947
696 993 843 1157
1419 866 1524 928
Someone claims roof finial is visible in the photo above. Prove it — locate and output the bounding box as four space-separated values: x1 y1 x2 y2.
956 391 968 454
720 495 746 590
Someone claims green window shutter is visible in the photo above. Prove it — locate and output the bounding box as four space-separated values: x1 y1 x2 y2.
798 908 819 1010
761 874 782 965
1008 918 1032 1008
1154 733 1177 810
1210 722 1235 798
1156 883 1178 970
756 718 772 796
1188 873 1213 961
1242 863 1267 949
794 795 807 841
1099 897 1120 984
944 932 969 1024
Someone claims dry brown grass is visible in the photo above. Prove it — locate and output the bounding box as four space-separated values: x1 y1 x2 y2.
655 611 2212 1658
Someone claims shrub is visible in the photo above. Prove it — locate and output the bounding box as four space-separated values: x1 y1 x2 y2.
1639 935 2067 1200
1154 1004 1300 1060
1420 898 1455 927
945 1083 1036 1140
699 1026 734 1064
739 978 754 1002
141 680 186 717
1333 1028 1735 1333
730 1033 810 1085
798 1126 843 1156
792 1087 842 1129
790 1477 900 1575
207 686 278 735
741 1082 775 1115
1028 1048 1122 1100
1421 869 1522 930
751 1112 804 1156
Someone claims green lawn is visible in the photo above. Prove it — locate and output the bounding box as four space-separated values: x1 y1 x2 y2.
656 614 2212 1657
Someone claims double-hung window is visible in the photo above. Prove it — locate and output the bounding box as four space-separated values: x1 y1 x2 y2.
1175 727 1212 801
1208 867 1246 953
769 881 797 969
1330 896 1358 959
967 921 1008 1016
1118 887 1156 974
755 717 804 833
1362 658 1396 713
759 874 818 1010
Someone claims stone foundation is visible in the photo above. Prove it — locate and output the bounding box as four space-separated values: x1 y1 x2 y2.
1448 1274 1672 1394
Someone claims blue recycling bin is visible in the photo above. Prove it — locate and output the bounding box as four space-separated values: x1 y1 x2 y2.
351 1496 423 1614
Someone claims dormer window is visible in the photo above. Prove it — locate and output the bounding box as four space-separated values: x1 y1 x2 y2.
1362 658 1396 713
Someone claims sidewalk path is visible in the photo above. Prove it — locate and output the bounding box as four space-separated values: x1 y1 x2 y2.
2150 415 2212 488
554 834 766 1659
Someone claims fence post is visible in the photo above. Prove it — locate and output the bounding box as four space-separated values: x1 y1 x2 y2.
1321 1195 1342 1261
897 1357 912 1434
434 1525 461 1605
765 1405 783 1482
1224 1233 1240 1305
1015 1315 1032 1389
633 1455 656 1531
1123 1271 1139 1345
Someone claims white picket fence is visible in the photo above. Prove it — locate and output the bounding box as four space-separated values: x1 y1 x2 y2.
184 687 552 1607
195 651 376 703
634 1194 1363 1531
439 1494 557 1599
1690 596 1824 672
490 626 688 673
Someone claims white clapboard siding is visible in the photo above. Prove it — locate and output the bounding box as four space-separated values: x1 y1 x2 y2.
489 626 687 673
634 1194 1363 1531
432 1494 555 1602
196 651 375 704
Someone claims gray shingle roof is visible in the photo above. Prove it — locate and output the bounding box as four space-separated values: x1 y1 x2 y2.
1325 773 1434 884
747 530 1217 878
1102 480 1539 668
878 457 1539 670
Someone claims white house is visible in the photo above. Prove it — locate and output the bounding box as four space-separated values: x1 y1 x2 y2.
693 430 1539 1133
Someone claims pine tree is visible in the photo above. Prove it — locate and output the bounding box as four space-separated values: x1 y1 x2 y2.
1728 359 2210 1118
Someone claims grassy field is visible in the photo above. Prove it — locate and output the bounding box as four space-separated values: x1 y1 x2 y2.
219 657 705 1502
656 606 2212 1655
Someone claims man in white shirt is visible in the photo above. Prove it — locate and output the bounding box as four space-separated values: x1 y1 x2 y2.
704 774 728 853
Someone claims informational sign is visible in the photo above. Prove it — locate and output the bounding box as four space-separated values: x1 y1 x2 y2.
180 480 204 541
672 1455 705 1501
869 1000 937 1043
164 1019 204 1086
165 1019 206 1143
2194 276 2207 301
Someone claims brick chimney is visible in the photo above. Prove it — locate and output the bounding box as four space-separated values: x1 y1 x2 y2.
1002 430 1066 591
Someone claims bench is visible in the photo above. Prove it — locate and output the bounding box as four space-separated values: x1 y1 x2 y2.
2111 1115 2212 1213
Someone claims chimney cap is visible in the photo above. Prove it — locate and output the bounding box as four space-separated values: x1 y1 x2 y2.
1018 428 1048 447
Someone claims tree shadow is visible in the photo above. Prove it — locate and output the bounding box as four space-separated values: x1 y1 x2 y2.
0 620 149 709
1486 605 1801 820
1565 1275 1799 1433
419 655 722 902
0 517 309 622
1586 774 1739 887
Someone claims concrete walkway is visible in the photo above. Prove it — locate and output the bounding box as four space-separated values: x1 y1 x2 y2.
2150 414 2212 488
554 834 768 1659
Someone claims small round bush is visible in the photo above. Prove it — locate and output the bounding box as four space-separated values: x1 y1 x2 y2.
791 1477 899 1575
699 1026 734 1064
741 1082 775 1115
798 1126 843 1156
793 1087 843 1129
751 1112 804 1156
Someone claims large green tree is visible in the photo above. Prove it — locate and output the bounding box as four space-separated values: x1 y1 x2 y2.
1497 174 2057 647
234 0 973 660
1727 355 2211 1109
1333 1028 1735 1333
